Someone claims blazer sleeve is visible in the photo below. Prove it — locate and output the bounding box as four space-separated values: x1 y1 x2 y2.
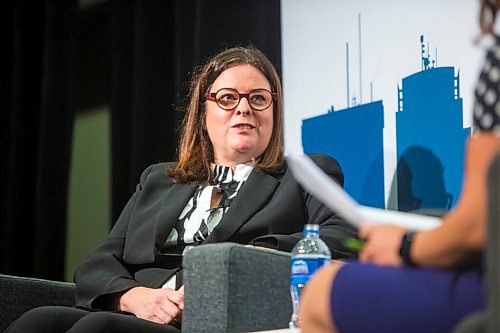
250 154 358 259
73 164 156 310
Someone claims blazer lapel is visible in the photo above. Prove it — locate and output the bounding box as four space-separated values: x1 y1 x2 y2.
204 168 279 244
124 180 197 264
153 182 198 248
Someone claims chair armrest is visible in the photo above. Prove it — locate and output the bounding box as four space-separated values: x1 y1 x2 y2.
0 274 75 331
182 243 292 333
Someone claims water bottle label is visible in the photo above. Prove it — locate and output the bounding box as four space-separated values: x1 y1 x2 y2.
291 257 330 284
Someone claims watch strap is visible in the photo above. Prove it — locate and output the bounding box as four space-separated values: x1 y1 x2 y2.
399 231 417 266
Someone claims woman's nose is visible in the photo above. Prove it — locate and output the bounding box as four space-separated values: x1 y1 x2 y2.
235 96 252 115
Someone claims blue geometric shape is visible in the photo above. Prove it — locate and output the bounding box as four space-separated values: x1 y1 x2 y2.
302 101 385 208
396 66 470 211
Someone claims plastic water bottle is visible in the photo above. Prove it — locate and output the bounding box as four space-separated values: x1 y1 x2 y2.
289 224 331 328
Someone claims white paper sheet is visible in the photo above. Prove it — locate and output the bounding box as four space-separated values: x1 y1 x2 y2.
287 155 442 231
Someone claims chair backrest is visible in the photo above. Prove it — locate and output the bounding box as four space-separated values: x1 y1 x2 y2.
486 153 500 333
0 274 75 331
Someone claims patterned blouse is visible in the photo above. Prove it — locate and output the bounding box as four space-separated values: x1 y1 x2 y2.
163 162 254 255
474 36 500 133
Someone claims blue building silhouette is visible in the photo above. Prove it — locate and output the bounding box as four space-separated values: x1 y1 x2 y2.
302 101 385 208
396 66 470 211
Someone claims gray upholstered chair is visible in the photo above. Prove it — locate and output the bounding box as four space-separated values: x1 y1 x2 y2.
0 274 76 331
0 243 292 332
182 243 291 332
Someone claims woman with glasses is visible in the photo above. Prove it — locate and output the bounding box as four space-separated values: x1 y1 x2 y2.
299 1 500 332
6 46 356 332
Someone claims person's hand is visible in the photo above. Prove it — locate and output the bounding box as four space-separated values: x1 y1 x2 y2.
358 224 407 266
118 286 184 325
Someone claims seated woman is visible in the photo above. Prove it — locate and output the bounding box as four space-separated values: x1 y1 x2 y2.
5 46 356 333
300 1 500 332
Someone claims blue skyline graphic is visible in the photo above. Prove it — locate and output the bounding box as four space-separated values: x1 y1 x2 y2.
302 35 470 211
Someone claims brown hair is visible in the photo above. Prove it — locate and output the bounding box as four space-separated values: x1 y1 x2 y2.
479 0 500 35
167 46 284 184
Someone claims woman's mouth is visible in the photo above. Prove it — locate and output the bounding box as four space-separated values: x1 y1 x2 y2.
232 123 255 129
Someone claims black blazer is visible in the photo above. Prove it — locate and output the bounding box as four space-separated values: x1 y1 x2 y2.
74 154 357 310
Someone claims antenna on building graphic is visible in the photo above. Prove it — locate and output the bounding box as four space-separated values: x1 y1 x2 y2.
358 13 363 104
346 43 350 107
346 13 365 108
420 35 436 71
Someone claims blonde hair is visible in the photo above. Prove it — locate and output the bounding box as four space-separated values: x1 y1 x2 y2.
167 46 284 183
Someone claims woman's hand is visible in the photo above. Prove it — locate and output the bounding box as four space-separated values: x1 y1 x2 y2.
359 224 407 266
118 286 184 325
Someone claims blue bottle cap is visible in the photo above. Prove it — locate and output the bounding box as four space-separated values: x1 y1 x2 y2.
303 224 320 234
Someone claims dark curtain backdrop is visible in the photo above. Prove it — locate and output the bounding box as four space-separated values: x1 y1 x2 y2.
111 0 282 225
0 0 281 280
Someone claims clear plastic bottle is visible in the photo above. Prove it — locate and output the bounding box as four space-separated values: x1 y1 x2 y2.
289 224 331 329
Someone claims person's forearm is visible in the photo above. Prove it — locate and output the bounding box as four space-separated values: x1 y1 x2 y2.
411 219 482 268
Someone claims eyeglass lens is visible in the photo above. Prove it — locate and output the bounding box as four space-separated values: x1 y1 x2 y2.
215 88 273 110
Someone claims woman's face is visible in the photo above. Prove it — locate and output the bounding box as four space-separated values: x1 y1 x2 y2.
205 64 274 167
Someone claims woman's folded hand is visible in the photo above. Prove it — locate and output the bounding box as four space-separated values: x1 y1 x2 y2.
118 286 184 325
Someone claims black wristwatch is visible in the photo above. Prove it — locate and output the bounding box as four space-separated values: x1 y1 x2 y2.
399 231 416 266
